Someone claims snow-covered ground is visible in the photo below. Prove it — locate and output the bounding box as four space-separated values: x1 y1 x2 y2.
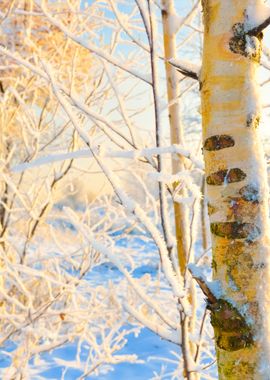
0 218 216 379
41 325 178 380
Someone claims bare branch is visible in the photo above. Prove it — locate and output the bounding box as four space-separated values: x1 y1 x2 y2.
169 59 199 80
188 264 217 304
247 15 270 36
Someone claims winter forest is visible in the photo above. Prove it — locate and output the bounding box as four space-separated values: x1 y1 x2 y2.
1 0 270 379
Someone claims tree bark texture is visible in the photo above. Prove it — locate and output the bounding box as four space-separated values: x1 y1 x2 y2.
201 0 270 378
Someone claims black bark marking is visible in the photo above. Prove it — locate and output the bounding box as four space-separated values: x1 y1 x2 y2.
161 9 167 17
253 262 266 270
208 299 254 351
217 332 253 351
239 184 260 202
206 168 246 185
226 195 259 222
209 300 248 332
210 222 260 240
204 135 235 151
229 22 262 62
229 23 246 56
212 258 217 272
246 113 260 128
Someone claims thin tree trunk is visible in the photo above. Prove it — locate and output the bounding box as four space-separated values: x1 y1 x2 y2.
161 0 189 277
161 2 198 379
201 1 270 378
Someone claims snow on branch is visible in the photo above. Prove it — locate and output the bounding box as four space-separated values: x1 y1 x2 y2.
108 0 150 53
68 94 135 147
188 264 218 304
134 0 151 39
0 46 141 150
40 2 152 85
149 168 203 184
0 45 47 80
42 63 188 310
247 15 270 36
172 0 200 34
124 302 181 345
64 207 179 330
169 58 200 80
11 145 203 173
246 4 270 36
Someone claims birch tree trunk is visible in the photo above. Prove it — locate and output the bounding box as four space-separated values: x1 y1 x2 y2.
161 0 189 275
201 1 270 378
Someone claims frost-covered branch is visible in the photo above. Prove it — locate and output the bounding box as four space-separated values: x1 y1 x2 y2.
188 264 217 304
65 206 178 330
40 2 152 85
124 302 181 345
0 1 215 377
169 58 200 80
148 0 175 255
247 13 270 37
44 61 187 304
11 144 203 173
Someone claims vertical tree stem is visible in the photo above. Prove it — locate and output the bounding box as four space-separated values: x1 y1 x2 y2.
201 1 270 377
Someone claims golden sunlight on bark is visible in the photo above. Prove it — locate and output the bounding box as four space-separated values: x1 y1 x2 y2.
161 0 189 277
201 0 270 378
162 2 197 379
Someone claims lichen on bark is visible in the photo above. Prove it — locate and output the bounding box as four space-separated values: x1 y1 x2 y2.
246 113 260 128
211 221 260 241
207 298 254 352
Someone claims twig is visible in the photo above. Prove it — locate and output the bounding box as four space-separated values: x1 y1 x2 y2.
188 265 217 304
148 0 174 256
247 15 270 36
169 61 199 80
